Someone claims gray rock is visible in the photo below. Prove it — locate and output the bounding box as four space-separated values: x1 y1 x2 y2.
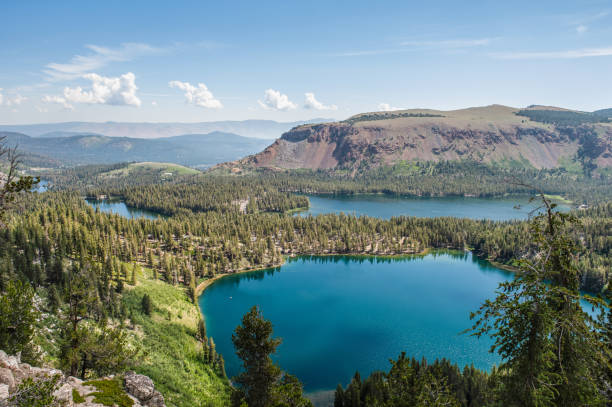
0 383 8 400
124 371 155 401
11 365 29 386
0 368 15 392
3 355 19 370
127 394 144 407
53 382 73 404
145 390 165 407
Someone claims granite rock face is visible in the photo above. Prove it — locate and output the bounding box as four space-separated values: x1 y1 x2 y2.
124 371 166 407
0 350 165 407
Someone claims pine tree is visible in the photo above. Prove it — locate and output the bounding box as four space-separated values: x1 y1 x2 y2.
0 136 39 225
141 294 153 316
0 280 38 357
218 355 227 379
130 263 138 285
59 269 98 377
208 337 216 365
120 262 128 280
202 340 209 364
231 306 282 407
334 384 345 407
196 318 207 343
469 195 609 406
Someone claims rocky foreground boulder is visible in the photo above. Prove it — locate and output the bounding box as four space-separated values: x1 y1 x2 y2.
0 350 165 407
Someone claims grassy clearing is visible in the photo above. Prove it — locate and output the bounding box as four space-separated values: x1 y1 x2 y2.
494 155 535 170
123 267 230 407
128 162 200 175
556 156 584 175
543 194 573 204
84 378 133 407
103 162 200 178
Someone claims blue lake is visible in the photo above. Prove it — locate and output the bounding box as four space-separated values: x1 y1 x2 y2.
85 199 160 220
34 179 49 192
199 252 514 392
299 194 570 221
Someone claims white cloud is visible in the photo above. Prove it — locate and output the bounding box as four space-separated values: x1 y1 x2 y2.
569 10 609 33
304 93 337 111
0 89 27 107
258 89 297 111
44 43 162 81
42 95 73 110
168 80 222 109
492 46 612 59
10 94 27 105
378 103 401 112
63 72 141 106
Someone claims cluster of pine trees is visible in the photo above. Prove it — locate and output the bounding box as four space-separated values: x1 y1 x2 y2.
335 355 493 407
42 159 612 205
216 162 612 204
119 180 309 216
3 190 610 299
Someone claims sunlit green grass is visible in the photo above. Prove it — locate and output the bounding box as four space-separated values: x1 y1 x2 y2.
123 268 230 406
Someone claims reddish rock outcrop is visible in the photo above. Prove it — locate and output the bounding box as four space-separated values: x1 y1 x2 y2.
226 105 612 171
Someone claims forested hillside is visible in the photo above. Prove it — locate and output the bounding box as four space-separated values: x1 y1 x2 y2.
0 131 270 167
0 154 610 406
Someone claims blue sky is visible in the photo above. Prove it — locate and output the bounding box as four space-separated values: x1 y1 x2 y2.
1 0 611 124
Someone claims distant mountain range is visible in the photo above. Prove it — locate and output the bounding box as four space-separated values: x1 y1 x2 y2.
1 131 271 168
0 118 332 140
227 105 612 171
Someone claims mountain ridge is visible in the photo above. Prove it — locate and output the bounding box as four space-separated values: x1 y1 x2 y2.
1 131 271 168
0 118 333 140
226 105 612 172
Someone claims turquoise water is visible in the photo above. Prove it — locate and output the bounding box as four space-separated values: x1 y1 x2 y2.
85 199 160 220
34 180 49 192
199 252 514 392
299 194 570 221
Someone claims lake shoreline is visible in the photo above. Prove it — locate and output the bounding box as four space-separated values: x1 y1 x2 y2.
195 259 286 298
300 191 573 204
195 247 440 298
196 247 486 298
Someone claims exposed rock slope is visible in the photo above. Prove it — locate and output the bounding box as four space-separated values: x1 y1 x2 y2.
0 350 165 407
234 105 612 170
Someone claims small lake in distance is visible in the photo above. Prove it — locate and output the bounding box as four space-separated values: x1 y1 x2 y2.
199 252 513 393
34 179 49 192
85 199 160 220
299 194 570 221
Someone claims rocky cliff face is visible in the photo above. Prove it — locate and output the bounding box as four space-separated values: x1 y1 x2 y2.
234 105 612 171
0 350 165 407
